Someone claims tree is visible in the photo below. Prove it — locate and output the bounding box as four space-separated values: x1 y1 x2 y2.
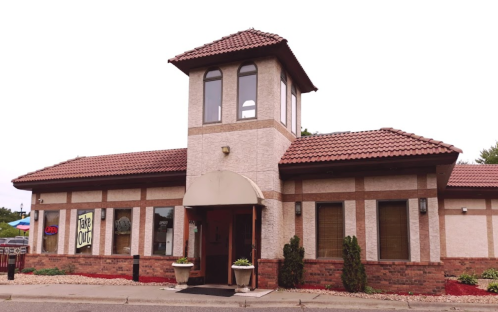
0 207 19 224
301 128 312 136
0 222 20 238
341 236 367 293
475 142 498 164
279 235 305 288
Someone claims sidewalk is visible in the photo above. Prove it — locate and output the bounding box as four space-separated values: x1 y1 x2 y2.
1 284 498 311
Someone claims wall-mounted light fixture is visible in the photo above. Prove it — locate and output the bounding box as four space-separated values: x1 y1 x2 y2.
462 207 468 213
295 201 302 216
37 198 43 203
34 210 39 221
419 198 428 214
221 146 230 155
101 208 106 220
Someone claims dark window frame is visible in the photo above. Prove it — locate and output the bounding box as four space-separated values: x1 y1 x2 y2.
112 207 133 255
203 68 223 124
152 206 175 256
315 201 345 259
75 209 94 255
291 84 297 135
236 62 258 121
376 199 411 261
280 70 287 126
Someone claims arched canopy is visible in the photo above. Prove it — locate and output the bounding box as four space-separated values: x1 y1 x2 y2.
183 170 264 206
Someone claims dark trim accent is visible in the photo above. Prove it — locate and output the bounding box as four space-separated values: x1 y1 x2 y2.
282 189 437 202
236 62 258 121
31 198 183 210
441 187 498 199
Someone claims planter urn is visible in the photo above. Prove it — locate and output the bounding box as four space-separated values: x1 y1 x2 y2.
231 265 255 293
172 263 193 289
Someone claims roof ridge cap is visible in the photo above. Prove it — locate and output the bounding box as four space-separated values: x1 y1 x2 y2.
381 127 463 154
12 156 85 182
85 147 187 159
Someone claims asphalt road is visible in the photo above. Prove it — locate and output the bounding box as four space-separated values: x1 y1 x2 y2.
0 301 414 312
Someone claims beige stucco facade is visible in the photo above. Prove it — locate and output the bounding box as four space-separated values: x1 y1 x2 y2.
445 215 488 257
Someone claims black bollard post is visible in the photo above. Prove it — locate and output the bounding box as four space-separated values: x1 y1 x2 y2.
8 255 16 280
133 255 139 282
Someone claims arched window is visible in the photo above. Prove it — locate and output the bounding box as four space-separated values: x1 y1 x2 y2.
204 68 222 123
238 63 257 119
291 85 297 134
280 71 287 125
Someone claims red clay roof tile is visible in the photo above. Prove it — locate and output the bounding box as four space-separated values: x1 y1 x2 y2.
168 29 285 62
12 148 187 183
447 164 498 188
279 128 462 165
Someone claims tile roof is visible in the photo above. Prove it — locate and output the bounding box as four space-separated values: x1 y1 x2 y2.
280 128 462 165
12 148 187 183
447 165 498 188
169 29 285 62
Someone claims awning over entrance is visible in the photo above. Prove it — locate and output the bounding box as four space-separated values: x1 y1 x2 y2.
183 170 264 206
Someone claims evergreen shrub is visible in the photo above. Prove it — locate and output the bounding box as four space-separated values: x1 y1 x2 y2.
279 235 305 288
341 235 367 293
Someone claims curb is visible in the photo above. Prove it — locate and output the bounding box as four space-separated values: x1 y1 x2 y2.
409 301 498 312
0 293 12 300
12 294 126 304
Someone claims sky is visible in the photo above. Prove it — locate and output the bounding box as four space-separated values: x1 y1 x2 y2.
1 1 497 213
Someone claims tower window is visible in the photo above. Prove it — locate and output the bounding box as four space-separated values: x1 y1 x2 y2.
280 71 287 125
291 85 297 134
204 69 222 123
238 63 257 119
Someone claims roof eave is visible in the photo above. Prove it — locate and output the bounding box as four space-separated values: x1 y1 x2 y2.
13 171 187 192
169 42 317 93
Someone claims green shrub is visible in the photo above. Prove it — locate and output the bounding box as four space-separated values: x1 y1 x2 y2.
364 286 383 294
341 236 367 293
33 267 66 276
233 258 252 266
279 235 305 288
457 273 478 285
482 268 498 279
21 267 35 273
487 281 498 293
61 263 76 274
175 257 191 264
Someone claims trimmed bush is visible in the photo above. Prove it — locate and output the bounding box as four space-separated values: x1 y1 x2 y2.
482 268 498 279
175 257 191 264
33 267 66 276
21 267 35 273
233 258 252 266
279 235 305 288
341 235 367 293
457 273 478 285
487 281 498 293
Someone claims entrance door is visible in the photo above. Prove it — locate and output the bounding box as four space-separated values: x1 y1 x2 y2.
205 210 230 284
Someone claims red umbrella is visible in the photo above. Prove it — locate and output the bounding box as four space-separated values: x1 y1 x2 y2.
17 225 29 231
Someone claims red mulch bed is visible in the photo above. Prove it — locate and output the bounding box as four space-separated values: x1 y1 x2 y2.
445 280 496 296
297 280 498 296
70 273 175 284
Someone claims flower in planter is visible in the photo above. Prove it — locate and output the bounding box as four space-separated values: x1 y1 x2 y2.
175 257 191 264
233 258 252 266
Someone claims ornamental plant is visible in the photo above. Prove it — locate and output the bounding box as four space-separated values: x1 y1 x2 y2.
457 273 478 285
341 235 367 293
279 235 305 288
33 267 66 276
487 281 498 293
233 258 252 266
482 268 498 279
175 257 191 264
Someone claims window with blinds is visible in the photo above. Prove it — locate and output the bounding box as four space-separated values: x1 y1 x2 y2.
378 200 409 260
317 203 344 258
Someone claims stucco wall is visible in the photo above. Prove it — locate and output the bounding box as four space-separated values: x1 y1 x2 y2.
68 209 77 255
173 206 184 257
302 201 316 259
104 208 114 256
364 200 378 261
344 200 357 237
445 215 488 257
40 192 67 204
57 209 66 255
36 210 44 253
428 198 441 262
302 178 355 193
283 181 295 194
144 207 154 257
408 198 420 262
31 193 36 205
72 191 102 203
282 202 295 244
107 189 141 202
364 175 417 191
261 199 284 259
492 200 498 209
445 198 486 210
131 207 140 255
146 186 185 200
93 209 101 256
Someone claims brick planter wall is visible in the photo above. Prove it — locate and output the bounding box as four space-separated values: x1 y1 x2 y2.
442 257 498 277
303 259 445 295
25 254 178 278
258 259 280 289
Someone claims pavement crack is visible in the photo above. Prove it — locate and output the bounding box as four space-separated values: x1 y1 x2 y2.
312 294 320 300
406 299 411 309
125 296 128 304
